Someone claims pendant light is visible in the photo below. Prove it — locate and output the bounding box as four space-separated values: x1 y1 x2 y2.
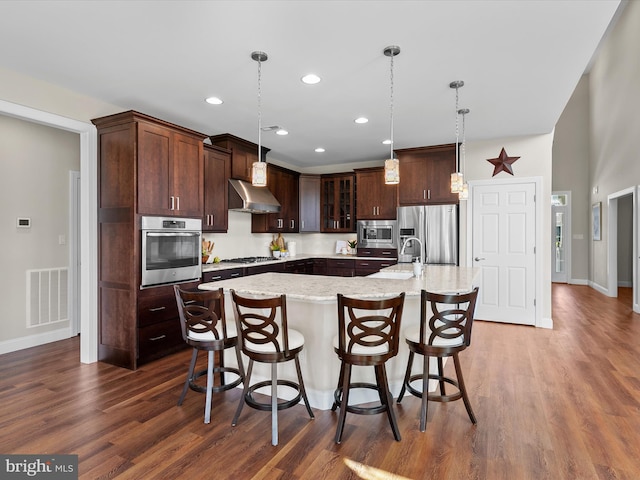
458 107 470 200
449 80 464 193
383 45 401 185
251 51 268 187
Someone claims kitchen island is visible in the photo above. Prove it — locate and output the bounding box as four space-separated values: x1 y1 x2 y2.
200 264 479 410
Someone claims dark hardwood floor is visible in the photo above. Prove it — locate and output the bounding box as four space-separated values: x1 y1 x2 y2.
2 284 640 479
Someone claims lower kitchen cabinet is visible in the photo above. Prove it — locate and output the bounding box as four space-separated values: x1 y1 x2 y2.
136 280 199 366
355 258 398 277
326 258 355 277
202 267 244 283
245 262 286 276
312 258 327 275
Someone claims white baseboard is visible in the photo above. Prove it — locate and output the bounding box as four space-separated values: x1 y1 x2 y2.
569 278 589 285
0 327 74 355
618 281 633 287
537 317 553 329
589 281 609 296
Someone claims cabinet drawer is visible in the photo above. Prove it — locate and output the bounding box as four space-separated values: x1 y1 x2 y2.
355 259 398 277
356 248 398 258
138 319 185 364
202 267 244 283
326 258 355 277
138 294 179 327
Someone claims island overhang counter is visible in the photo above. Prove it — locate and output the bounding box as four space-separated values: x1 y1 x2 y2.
199 264 479 410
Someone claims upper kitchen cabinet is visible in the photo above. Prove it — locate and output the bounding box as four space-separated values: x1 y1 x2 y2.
299 174 321 232
136 119 205 217
396 144 459 205
321 173 355 233
209 133 269 183
355 167 398 220
251 163 300 233
203 144 231 232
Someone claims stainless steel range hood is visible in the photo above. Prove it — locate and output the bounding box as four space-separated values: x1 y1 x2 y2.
228 178 281 213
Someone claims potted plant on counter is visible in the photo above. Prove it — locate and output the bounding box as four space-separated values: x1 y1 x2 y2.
348 240 357 255
270 244 282 258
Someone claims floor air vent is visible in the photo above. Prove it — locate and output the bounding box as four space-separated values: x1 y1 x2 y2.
26 267 68 327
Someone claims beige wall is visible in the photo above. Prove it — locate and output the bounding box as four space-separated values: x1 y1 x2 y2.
589 0 640 290
552 75 591 283
0 115 79 342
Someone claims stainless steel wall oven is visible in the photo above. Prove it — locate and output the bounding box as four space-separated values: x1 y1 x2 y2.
140 216 202 288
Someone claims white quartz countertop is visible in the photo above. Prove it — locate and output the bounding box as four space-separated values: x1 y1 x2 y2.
200 264 479 302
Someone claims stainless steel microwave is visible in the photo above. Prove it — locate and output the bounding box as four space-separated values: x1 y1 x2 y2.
140 216 202 288
357 220 397 249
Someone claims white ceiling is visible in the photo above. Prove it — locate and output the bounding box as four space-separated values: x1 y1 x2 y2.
0 1 622 170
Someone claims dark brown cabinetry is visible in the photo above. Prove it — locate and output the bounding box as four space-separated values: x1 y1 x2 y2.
284 258 314 274
355 258 398 277
396 144 459 206
355 167 398 220
202 267 244 283
356 248 397 259
137 120 204 217
251 164 300 233
321 173 355 232
92 110 208 369
209 133 269 182
203 144 231 232
299 174 321 232
326 258 355 277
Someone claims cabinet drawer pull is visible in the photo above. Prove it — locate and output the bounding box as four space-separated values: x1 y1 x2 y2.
209 275 222 281
382 251 391 255
230 273 240 277
149 334 167 341
148 306 166 312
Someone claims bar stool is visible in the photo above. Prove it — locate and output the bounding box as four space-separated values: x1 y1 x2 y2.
397 287 479 431
230 290 314 446
331 293 405 444
174 286 245 424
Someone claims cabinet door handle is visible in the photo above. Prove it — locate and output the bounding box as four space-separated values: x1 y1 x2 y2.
290 219 295 229
427 190 431 200
148 306 166 312
149 334 167 341
170 196 175 210
423 190 426 200
176 196 180 210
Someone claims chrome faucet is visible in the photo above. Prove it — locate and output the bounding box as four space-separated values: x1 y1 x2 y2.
400 236 424 264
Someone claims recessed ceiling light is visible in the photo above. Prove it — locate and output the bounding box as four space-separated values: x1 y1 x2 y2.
382 139 392 145
315 147 325 153
276 129 288 135
205 96 223 105
301 74 321 85
354 117 369 124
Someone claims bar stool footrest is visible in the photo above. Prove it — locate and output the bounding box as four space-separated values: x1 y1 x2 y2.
245 379 302 412
189 366 244 394
334 382 388 415
405 373 463 403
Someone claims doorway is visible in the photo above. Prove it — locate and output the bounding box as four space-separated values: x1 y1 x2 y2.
0 99 98 363
551 192 571 283
606 186 638 313
469 178 539 326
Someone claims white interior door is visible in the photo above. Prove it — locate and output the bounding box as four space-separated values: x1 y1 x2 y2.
472 182 536 325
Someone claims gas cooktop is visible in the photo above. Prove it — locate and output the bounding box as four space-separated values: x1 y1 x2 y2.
220 256 274 264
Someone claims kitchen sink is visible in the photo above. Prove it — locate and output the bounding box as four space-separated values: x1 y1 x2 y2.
367 271 414 280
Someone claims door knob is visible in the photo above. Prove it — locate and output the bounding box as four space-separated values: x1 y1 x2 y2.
474 257 485 262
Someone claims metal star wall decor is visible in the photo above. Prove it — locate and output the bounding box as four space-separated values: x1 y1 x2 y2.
487 148 520 176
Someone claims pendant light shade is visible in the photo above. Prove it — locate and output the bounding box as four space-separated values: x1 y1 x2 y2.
384 158 400 184
450 80 464 193
458 107 470 200
251 50 268 187
383 45 400 185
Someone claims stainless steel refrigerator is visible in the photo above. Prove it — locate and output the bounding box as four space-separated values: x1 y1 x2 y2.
397 205 458 264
